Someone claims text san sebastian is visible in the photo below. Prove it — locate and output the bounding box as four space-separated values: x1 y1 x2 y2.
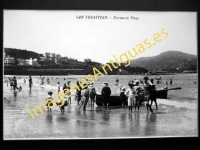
76 16 108 19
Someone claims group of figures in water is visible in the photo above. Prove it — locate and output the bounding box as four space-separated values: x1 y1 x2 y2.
4 75 181 114
4 76 33 91
45 76 164 114
115 77 159 113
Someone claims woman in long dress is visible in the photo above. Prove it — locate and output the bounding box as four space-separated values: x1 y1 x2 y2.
125 80 136 113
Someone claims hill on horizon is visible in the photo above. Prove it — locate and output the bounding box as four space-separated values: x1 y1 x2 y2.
130 50 197 72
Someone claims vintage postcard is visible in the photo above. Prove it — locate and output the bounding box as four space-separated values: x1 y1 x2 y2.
3 10 198 139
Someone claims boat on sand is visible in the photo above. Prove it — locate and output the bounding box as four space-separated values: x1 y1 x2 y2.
95 87 181 106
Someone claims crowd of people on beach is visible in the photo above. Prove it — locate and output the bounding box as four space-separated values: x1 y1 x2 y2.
45 79 97 112
4 75 196 114
119 77 158 113
45 76 163 114
4 76 33 91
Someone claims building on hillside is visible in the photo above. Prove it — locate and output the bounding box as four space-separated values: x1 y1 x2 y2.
55 54 61 64
4 55 15 66
29 58 39 66
60 57 69 63
39 56 46 62
49 53 55 61
43 52 50 60
18 59 29 65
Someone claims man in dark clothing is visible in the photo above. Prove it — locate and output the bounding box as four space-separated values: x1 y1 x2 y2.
170 79 173 85
76 80 82 106
13 77 21 91
29 76 33 90
101 82 111 109
10 78 14 89
13 77 17 90
143 77 153 113
149 82 158 110
63 83 68 90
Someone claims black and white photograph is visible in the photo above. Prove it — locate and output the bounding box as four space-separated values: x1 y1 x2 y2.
3 10 198 139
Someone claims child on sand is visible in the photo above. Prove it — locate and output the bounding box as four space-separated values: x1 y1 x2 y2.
46 91 54 112
88 82 96 107
120 86 127 110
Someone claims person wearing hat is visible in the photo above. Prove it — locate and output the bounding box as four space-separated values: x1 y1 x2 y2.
88 82 96 107
125 80 136 113
101 82 111 109
82 83 90 111
142 77 153 113
134 80 142 111
120 86 127 110
46 91 54 112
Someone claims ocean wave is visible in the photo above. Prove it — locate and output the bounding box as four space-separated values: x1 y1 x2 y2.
157 99 197 110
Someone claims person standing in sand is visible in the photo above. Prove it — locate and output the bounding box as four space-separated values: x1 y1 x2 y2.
47 77 50 84
82 84 90 111
57 82 60 93
134 80 142 111
29 76 33 90
75 80 82 106
101 82 111 109
120 86 127 110
88 82 96 107
170 79 173 85
63 83 67 90
13 77 18 91
42 77 44 84
142 77 153 113
125 80 136 113
149 79 158 111
46 91 54 112
10 78 13 89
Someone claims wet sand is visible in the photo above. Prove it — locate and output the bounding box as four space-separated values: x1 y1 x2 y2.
3 77 197 139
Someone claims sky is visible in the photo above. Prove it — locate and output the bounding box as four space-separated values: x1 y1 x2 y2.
4 10 197 64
